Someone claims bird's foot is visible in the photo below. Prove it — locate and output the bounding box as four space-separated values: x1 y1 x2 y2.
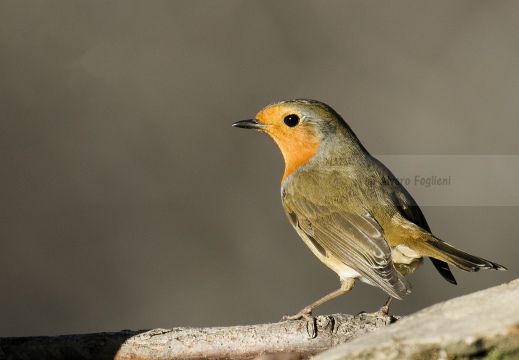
281 307 317 338
361 296 393 317
356 306 390 318
377 303 390 316
281 305 313 321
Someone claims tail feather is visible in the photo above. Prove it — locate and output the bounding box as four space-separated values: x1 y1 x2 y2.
430 258 457 284
425 237 507 272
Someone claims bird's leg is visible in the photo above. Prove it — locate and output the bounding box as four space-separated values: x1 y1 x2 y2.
282 278 355 321
377 296 393 316
361 296 394 318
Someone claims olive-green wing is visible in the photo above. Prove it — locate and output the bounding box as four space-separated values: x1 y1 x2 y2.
283 196 411 300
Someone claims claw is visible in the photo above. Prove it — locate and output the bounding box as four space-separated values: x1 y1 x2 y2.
281 309 317 338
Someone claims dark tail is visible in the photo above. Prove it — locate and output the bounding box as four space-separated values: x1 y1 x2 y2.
430 258 457 284
425 237 507 272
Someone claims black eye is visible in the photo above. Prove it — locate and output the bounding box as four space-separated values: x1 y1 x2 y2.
283 114 300 127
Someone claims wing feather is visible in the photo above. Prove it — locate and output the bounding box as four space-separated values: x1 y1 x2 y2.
285 197 410 299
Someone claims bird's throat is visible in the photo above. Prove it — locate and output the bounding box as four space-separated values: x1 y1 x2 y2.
269 130 320 183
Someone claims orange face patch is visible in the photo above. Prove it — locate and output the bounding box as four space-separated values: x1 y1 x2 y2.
256 104 321 182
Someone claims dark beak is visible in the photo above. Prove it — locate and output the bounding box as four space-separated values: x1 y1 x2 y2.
232 119 267 130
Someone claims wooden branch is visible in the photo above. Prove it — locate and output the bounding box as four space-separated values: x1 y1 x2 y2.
0 313 394 360
3 279 517 359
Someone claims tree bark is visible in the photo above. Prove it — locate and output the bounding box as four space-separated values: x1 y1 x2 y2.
0 313 393 360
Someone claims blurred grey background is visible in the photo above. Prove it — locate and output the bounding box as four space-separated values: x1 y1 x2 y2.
1 1 518 337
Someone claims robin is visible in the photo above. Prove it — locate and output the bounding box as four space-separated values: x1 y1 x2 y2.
233 99 507 321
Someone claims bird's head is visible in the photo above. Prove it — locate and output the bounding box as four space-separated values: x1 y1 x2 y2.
233 99 363 182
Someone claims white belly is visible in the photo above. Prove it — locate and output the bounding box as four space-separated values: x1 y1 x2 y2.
391 244 422 264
